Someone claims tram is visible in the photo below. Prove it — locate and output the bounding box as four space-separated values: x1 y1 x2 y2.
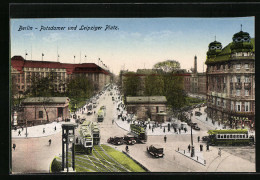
207 129 254 146
130 123 147 143
79 120 100 153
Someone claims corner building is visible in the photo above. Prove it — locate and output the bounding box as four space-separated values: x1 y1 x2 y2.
205 30 255 129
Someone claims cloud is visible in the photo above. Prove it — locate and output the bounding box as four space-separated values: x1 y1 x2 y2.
42 33 62 43
144 30 183 42
24 32 36 40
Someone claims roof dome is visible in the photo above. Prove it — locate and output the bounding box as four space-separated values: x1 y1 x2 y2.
230 30 253 52
232 31 251 43
207 40 222 57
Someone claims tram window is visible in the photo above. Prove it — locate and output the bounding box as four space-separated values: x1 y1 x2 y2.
240 135 242 138
221 135 224 138
246 135 248 138
243 135 245 138
233 135 236 138
224 135 226 138
227 135 230 138
217 135 220 138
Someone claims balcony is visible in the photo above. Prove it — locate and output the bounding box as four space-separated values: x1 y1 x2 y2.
235 82 242 89
244 82 251 89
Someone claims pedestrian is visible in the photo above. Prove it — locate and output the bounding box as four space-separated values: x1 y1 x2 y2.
152 127 154 133
206 144 209 151
14 126 17 131
163 127 165 133
125 145 129 152
164 135 167 143
54 126 56 131
188 144 191 152
13 143 16 151
49 139 52 146
174 127 177 133
149 125 151 129
200 144 203 151
18 130 21 136
112 119 114 124
218 148 221 157
43 128 45 134
206 117 208 121
184 127 187 133
198 136 200 142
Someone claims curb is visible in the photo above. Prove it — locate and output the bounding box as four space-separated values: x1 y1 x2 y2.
122 151 150 172
176 150 206 166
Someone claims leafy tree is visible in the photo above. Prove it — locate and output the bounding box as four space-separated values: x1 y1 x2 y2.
144 74 164 96
66 74 94 99
163 73 187 109
153 60 181 73
123 72 141 96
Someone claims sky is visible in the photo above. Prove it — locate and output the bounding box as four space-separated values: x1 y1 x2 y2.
10 17 254 75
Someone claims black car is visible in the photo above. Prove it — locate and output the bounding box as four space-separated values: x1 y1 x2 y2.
123 135 137 145
147 145 164 158
195 111 202 116
107 137 124 145
192 123 200 130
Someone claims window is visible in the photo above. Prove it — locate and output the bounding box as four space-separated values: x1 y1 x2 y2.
236 89 241 96
245 102 250 112
245 76 250 83
245 63 249 69
217 98 221 106
223 100 226 108
236 64 241 70
236 102 241 112
236 76 241 83
231 101 234 110
39 111 43 118
245 90 249 96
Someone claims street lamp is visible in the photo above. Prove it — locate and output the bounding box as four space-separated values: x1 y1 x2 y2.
190 112 195 157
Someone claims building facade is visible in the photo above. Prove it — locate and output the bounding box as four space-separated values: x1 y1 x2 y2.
125 96 167 122
18 97 70 126
205 30 255 129
11 56 111 95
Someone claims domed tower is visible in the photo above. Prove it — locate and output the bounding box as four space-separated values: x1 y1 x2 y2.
206 39 222 58
230 25 253 54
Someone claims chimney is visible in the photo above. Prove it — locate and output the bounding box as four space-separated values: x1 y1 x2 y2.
194 55 197 73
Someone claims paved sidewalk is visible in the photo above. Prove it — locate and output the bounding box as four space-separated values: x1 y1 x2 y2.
12 122 62 138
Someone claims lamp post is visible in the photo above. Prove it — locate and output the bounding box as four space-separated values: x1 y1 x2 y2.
190 112 195 157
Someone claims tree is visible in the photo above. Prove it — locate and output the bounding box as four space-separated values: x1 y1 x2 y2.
163 73 187 109
153 60 181 73
66 74 94 99
122 72 141 96
144 74 164 96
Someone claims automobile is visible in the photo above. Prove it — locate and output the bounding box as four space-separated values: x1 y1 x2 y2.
195 111 202 116
192 123 200 131
147 145 164 158
123 135 137 145
107 137 124 145
202 136 209 142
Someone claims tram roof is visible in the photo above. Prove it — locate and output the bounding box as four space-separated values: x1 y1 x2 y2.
208 129 248 135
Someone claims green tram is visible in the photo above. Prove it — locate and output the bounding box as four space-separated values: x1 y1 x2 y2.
79 120 100 154
130 124 147 143
207 129 254 146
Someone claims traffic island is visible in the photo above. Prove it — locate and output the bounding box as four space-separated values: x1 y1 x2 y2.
176 148 206 166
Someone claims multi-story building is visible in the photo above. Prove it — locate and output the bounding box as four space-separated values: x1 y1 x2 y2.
11 56 111 95
205 30 255 129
